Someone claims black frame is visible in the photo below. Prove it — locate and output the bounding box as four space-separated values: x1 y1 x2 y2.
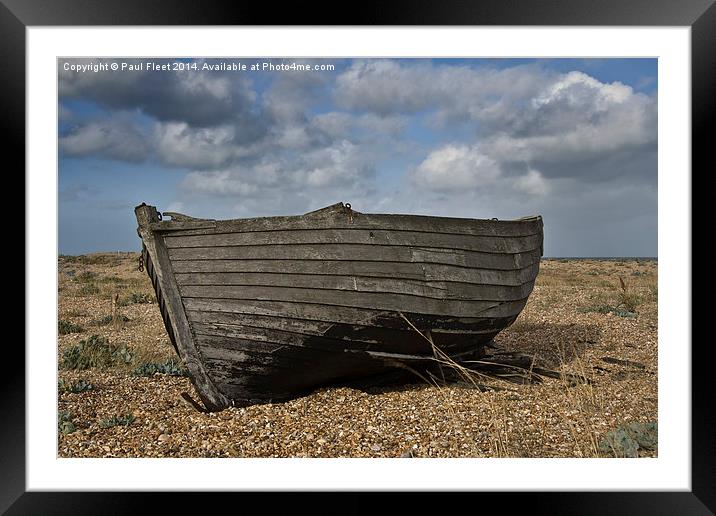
8 0 709 512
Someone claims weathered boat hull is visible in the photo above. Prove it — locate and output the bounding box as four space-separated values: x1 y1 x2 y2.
136 202 543 410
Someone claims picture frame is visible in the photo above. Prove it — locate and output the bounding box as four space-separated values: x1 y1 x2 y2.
9 0 708 511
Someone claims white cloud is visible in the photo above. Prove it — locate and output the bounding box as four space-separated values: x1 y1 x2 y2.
180 140 374 198
182 170 260 196
532 71 631 111
165 201 185 213
153 122 255 169
411 144 500 191
312 112 352 137
334 60 656 178
60 113 150 162
335 60 437 115
334 60 554 123
178 69 233 101
515 168 549 196
302 141 370 187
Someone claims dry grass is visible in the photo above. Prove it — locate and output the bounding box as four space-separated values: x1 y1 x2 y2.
57 254 658 458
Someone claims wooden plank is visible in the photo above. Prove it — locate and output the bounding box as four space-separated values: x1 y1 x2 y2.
180 283 533 307
186 308 516 334
163 229 542 254
184 298 521 328
150 221 217 231
196 335 336 372
175 272 536 301
189 310 334 335
153 208 542 238
190 320 500 354
172 258 428 279
196 334 442 370
181 290 528 318
198 342 292 367
191 317 500 342
168 244 542 270
170 259 541 285
197 332 347 357
201 353 386 399
135 204 230 411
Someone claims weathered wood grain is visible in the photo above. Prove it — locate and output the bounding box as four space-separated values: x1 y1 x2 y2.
188 310 333 335
164 229 542 254
150 221 217 231
168 244 542 270
182 293 528 319
190 320 498 354
183 298 521 328
153 205 542 238
185 307 516 333
176 272 536 301
179 284 529 314
171 259 540 285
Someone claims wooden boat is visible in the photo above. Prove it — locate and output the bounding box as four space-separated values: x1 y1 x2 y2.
135 202 543 411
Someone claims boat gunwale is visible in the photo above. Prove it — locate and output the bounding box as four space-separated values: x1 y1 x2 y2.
152 202 542 227
158 226 543 240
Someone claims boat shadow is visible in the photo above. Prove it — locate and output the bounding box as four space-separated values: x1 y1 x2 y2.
497 321 604 370
335 321 604 396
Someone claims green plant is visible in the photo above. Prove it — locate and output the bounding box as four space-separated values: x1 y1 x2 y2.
58 378 94 393
99 414 136 428
132 357 188 377
76 271 98 282
131 291 154 304
118 291 154 306
616 277 642 313
78 283 100 296
58 410 76 435
93 314 130 326
611 308 638 318
598 422 657 457
578 305 613 315
58 319 84 335
99 275 126 285
61 335 133 370
578 305 637 318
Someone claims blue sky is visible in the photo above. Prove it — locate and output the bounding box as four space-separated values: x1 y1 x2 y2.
59 58 657 256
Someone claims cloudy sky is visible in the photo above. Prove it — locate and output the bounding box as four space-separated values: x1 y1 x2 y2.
58 58 657 257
